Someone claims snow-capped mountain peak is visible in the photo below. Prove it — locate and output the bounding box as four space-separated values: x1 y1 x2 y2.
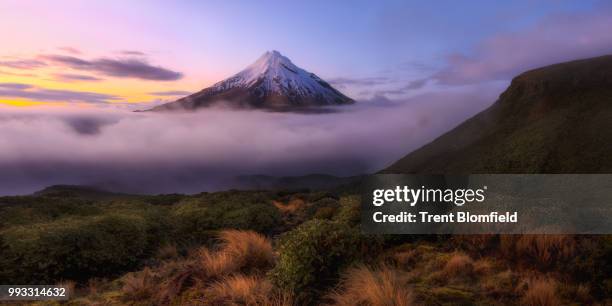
149 50 353 111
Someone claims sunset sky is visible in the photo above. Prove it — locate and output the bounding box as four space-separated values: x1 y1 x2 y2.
1 0 611 108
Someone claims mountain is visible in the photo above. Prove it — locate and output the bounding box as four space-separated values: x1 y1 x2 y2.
149 50 354 111
383 55 612 174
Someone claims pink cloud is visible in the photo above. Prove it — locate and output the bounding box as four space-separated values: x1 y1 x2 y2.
434 10 612 85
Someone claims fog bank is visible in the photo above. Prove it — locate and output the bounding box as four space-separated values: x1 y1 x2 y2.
0 86 500 195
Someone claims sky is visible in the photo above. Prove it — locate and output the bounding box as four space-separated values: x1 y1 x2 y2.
1 0 610 108
1 1 612 194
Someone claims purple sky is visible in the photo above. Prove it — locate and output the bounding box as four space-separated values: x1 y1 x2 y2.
1 1 611 194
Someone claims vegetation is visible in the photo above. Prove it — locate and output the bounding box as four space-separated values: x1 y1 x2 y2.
383 55 612 174
1 187 609 305
269 219 380 302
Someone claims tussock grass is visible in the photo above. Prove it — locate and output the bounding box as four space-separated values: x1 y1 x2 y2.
158 230 275 302
520 277 560 306
121 267 157 302
205 275 293 306
272 198 305 214
327 265 413 306
500 234 576 267
442 252 474 278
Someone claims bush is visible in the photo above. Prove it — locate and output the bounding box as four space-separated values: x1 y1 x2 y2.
307 197 339 220
0 214 149 283
269 219 380 302
171 197 281 244
569 235 612 298
333 195 361 226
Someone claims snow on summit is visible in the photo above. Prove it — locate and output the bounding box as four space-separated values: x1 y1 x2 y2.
149 50 353 111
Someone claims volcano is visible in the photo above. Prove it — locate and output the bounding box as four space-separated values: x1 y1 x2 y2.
149 50 353 111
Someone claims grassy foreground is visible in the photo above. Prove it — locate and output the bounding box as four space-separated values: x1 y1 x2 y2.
0 186 610 305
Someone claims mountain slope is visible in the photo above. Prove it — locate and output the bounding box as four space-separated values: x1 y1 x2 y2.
150 51 353 111
383 55 612 174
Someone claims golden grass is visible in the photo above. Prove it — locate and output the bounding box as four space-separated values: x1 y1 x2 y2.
442 252 474 278
216 229 275 272
205 275 293 306
158 230 275 303
272 198 305 214
472 258 494 275
520 277 560 306
55 280 76 299
328 266 413 306
452 234 497 254
121 267 157 301
500 235 576 266
479 269 515 297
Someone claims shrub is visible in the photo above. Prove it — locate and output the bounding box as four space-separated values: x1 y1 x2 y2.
568 235 612 298
306 197 339 218
313 206 336 220
156 244 179 261
269 219 380 302
171 198 281 244
0 214 149 283
0 196 101 230
333 195 361 226
327 265 413 306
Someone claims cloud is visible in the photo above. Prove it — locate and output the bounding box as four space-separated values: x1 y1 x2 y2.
52 73 103 82
149 90 192 96
40 54 183 81
432 10 612 85
58 47 81 54
0 85 498 195
328 77 391 88
405 78 428 90
0 69 36 77
0 84 120 104
372 78 429 97
119 50 146 56
0 83 33 90
0 59 47 69
62 115 119 135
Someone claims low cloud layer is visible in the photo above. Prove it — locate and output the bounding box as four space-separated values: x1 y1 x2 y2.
0 85 499 195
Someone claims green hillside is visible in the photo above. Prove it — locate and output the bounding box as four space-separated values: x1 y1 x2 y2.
384 55 612 174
